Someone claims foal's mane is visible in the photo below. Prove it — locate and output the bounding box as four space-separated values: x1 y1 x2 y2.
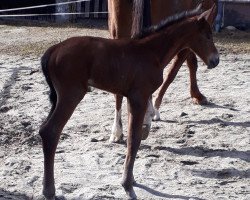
133 6 203 39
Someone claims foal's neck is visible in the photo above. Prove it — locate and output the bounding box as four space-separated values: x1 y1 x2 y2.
141 20 197 68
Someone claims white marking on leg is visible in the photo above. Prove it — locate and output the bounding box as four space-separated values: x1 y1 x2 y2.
141 99 155 140
110 109 123 143
153 108 161 121
143 98 154 125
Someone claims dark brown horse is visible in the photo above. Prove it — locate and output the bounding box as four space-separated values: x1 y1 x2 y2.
40 6 219 200
108 0 218 143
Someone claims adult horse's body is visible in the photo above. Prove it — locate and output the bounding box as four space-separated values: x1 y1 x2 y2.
40 6 219 200
108 0 218 142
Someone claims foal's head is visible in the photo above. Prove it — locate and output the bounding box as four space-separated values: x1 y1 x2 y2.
189 4 219 69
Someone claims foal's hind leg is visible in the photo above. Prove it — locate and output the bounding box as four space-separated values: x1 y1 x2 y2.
110 94 124 143
122 93 148 199
186 52 207 105
153 50 188 121
39 90 86 200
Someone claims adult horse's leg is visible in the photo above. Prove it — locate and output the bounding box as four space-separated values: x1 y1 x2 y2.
39 90 86 200
110 95 154 142
122 92 148 199
110 94 124 142
141 95 154 140
153 49 208 121
153 49 189 121
186 52 208 105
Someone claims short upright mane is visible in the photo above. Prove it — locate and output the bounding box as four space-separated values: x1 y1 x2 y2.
133 6 203 39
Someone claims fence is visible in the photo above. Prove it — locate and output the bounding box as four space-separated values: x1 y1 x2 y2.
0 0 56 21
0 0 108 22
216 0 250 31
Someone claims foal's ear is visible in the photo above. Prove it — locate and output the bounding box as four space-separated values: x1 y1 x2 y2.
198 3 217 26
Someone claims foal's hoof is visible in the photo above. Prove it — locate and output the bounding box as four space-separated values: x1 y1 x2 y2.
153 109 161 121
142 124 150 140
110 125 123 143
192 96 208 105
38 195 65 200
122 185 137 200
109 133 123 143
36 195 51 200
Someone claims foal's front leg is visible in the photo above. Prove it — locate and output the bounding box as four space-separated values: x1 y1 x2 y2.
110 94 124 143
122 94 148 199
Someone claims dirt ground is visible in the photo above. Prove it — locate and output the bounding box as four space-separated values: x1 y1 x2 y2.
0 20 249 200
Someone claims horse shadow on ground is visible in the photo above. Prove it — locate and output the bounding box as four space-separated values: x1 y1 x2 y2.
0 189 68 200
157 102 250 128
153 146 250 162
184 102 249 128
134 183 205 200
202 102 240 111
0 189 30 200
191 168 250 179
186 118 250 128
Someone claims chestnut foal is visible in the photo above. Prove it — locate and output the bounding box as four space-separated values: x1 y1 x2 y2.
40 6 219 200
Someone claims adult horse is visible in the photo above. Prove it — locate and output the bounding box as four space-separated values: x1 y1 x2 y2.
108 0 218 143
39 6 219 200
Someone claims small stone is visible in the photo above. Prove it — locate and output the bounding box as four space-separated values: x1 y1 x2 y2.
90 138 98 142
180 112 188 117
176 139 186 144
221 113 234 120
180 160 199 165
27 175 39 186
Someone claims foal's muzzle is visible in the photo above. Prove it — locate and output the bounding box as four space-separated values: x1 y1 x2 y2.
208 54 220 69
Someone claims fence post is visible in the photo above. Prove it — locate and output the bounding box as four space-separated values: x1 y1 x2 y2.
55 0 70 23
215 1 224 32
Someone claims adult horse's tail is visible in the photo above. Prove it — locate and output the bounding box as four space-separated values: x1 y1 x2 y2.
41 46 57 119
131 0 151 38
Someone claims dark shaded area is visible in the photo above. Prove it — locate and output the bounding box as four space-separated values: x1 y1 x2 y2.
224 3 250 29
0 66 41 146
202 102 240 111
0 189 30 200
186 118 250 128
134 183 205 200
192 168 250 179
0 0 56 21
0 66 31 107
153 146 250 162
0 0 108 23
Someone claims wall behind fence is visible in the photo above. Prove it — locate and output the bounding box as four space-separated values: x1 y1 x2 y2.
224 3 250 29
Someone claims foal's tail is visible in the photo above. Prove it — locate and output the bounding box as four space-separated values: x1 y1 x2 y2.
41 46 57 118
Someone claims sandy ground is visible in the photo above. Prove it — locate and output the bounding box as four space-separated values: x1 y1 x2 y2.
0 21 249 200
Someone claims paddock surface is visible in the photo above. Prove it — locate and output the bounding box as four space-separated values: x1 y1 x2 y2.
0 22 249 200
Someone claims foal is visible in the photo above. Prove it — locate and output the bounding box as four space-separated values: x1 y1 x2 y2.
40 6 219 200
